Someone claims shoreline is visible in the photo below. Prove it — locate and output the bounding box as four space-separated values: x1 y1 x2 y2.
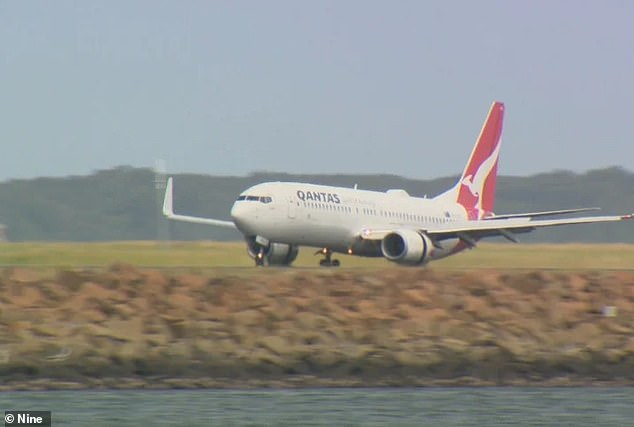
3 376 634 391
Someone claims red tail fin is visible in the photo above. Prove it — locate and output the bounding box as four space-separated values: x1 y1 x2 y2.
455 101 504 218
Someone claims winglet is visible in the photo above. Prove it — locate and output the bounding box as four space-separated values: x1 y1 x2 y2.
162 177 174 217
621 214 634 220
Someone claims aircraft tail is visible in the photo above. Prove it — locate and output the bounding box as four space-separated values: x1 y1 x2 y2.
435 101 504 219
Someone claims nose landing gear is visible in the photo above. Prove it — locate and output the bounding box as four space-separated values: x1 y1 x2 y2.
255 247 266 266
316 248 340 267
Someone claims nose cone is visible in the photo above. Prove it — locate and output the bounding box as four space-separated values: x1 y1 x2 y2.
230 202 256 234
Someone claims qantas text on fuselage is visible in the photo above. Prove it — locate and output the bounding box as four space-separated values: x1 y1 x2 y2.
162 101 633 267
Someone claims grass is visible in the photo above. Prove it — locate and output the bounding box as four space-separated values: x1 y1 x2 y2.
433 242 634 270
0 241 633 271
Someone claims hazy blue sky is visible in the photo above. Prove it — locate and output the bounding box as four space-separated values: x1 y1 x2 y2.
1 1 633 181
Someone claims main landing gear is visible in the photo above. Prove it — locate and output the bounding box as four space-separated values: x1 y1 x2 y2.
316 248 340 267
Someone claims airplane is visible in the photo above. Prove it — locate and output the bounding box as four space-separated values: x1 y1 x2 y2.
162 101 633 267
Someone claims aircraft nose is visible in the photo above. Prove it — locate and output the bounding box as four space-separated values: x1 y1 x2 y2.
230 202 255 233
230 202 244 223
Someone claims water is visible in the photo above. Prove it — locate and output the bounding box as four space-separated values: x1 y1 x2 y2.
1 388 632 426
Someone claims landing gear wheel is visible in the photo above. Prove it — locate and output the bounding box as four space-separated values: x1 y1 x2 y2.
255 248 266 267
315 248 340 267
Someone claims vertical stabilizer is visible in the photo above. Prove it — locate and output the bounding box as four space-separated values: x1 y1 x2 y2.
435 101 504 219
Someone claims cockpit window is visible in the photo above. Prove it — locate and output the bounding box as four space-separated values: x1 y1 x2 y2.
237 195 273 203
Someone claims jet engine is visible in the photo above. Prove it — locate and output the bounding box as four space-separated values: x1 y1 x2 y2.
381 229 433 266
246 237 299 266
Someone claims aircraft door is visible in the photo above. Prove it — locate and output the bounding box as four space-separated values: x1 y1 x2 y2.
287 196 296 219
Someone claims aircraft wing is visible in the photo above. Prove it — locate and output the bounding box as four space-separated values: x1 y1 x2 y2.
357 214 633 245
427 214 633 243
162 177 237 228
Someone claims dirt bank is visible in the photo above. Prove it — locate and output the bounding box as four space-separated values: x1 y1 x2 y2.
1 265 633 389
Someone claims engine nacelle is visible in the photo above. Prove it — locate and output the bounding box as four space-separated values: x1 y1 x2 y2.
246 238 299 266
265 242 299 265
381 229 433 266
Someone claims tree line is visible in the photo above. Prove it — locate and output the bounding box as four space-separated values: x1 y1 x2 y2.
0 166 631 243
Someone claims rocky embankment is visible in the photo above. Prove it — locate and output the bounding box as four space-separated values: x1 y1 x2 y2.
1 265 633 389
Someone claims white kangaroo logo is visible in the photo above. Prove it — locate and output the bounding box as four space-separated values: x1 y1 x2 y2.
460 141 501 211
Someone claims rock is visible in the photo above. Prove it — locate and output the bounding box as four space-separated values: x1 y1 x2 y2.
81 308 108 323
8 286 42 308
599 319 633 335
138 269 169 295
439 338 469 353
294 312 332 330
81 323 113 338
463 294 491 319
230 309 263 326
166 293 197 310
393 350 424 366
287 296 311 311
174 274 207 292
1 267 634 388
30 324 60 338
6 320 32 334
5 268 41 285
81 282 116 301
145 334 169 347
160 315 190 339
248 347 287 368
201 338 236 356
166 340 192 359
258 335 292 355
55 270 89 291
401 288 431 306
623 338 634 354
547 300 592 327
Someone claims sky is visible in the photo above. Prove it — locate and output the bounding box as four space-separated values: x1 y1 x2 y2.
1 1 633 181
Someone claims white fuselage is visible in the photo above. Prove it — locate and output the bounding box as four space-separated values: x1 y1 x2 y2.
230 182 468 259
